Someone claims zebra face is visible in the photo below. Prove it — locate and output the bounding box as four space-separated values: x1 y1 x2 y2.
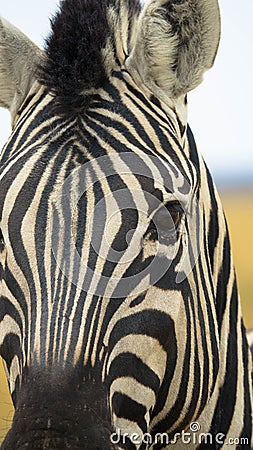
0 90 206 448
2 1 252 450
0 85 213 447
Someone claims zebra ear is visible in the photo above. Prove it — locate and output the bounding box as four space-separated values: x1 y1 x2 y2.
0 17 42 123
126 0 221 98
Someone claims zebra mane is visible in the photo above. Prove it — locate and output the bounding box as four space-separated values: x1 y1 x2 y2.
39 0 141 115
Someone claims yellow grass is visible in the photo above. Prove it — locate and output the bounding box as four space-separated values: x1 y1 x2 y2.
0 190 252 441
0 361 13 443
221 190 253 329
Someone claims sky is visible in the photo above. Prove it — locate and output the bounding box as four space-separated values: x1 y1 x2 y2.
0 0 252 182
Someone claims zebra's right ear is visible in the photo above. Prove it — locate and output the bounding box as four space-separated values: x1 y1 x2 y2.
0 17 42 124
126 0 221 99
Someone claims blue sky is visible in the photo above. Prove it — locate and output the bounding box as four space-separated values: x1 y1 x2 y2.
0 0 252 181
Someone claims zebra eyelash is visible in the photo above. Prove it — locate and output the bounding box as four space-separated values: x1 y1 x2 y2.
144 201 185 242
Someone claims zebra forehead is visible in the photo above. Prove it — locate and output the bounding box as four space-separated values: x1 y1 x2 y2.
67 151 192 199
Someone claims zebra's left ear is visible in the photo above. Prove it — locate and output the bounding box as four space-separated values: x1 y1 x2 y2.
126 0 221 98
0 17 42 124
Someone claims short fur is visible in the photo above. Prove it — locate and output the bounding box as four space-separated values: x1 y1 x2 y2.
40 0 141 115
0 17 41 125
127 0 221 98
40 0 111 116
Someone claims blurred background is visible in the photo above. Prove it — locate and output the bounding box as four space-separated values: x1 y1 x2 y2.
0 0 252 442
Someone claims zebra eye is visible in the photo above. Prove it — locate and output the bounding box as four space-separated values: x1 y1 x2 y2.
155 202 184 232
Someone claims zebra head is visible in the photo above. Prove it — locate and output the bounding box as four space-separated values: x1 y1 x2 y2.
0 1 252 449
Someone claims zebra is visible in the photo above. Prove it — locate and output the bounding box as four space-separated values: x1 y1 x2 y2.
0 0 252 448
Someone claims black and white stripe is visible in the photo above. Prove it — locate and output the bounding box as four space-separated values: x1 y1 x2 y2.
0 0 252 449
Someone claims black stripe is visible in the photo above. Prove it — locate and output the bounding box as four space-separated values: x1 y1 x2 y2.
0 296 23 332
210 280 239 442
206 169 220 274
216 227 232 333
0 333 22 372
3 265 29 357
112 391 147 433
107 352 160 395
